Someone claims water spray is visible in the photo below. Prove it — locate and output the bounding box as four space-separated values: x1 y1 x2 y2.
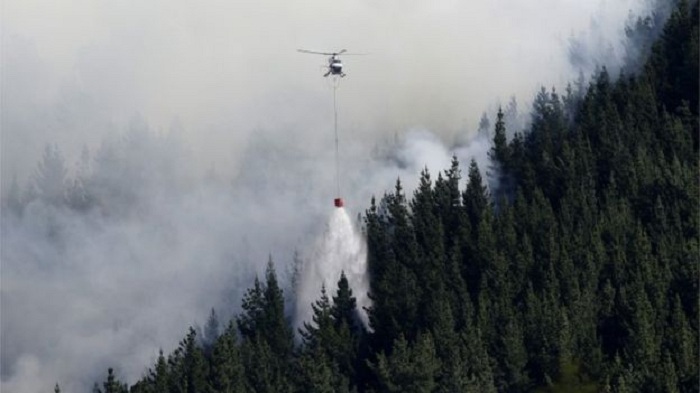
294 207 370 330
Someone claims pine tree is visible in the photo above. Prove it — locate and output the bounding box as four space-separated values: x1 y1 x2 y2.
411 168 444 303
297 348 337 393
237 259 294 391
666 295 697 390
437 156 463 240
203 308 220 355
210 322 246 393
370 333 440 393
94 368 129 393
492 107 509 165
463 159 489 231
261 258 293 358
490 107 512 200
151 350 170 393
332 272 359 331
365 208 402 354
179 328 209 393
462 327 497 393
428 293 471 393
237 277 265 340
300 275 363 392
375 179 422 342
300 284 335 350
240 336 291 393
494 315 529 392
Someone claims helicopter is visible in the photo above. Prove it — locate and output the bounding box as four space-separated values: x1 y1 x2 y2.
297 49 362 77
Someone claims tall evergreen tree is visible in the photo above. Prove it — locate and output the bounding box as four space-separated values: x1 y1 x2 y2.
261 258 293 358
237 277 265 340
203 308 220 355
370 333 440 393
94 368 128 393
210 322 247 393
332 271 360 331
463 159 489 231
490 107 513 200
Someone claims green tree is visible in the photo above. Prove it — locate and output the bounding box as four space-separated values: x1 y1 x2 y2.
461 327 497 393
210 322 246 393
203 308 220 355
297 348 338 393
93 368 128 393
433 156 463 244
370 333 440 393
176 328 209 393
300 275 362 392
367 179 422 347
463 159 489 230
237 276 265 340
490 107 513 200
332 271 360 332
237 259 294 391
331 272 363 384
261 259 293 358
240 336 291 393
237 258 293 357
300 284 335 351
666 295 697 390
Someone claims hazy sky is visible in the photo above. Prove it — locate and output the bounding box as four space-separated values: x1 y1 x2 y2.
1 0 647 188
1 0 655 391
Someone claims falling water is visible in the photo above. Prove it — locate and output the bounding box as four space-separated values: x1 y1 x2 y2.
294 207 370 330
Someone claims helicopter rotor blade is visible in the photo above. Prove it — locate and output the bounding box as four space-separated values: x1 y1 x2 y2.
298 48 368 57
297 49 333 55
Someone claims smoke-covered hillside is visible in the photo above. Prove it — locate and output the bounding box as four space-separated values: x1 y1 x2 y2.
0 0 685 391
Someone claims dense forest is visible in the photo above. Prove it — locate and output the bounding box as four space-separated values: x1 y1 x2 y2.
62 1 697 392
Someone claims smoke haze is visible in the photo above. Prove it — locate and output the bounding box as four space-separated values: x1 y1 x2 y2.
1 0 660 391
2 0 654 187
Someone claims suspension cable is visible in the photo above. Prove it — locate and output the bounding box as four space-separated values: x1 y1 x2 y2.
333 83 340 198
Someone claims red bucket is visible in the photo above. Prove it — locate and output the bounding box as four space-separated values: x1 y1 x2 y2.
334 198 344 208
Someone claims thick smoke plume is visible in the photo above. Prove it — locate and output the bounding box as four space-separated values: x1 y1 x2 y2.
1 0 663 391
1 0 655 189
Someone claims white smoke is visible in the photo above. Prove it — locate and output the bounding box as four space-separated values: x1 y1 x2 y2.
295 207 370 331
0 123 488 392
1 181 263 392
1 0 663 390
1 0 654 192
